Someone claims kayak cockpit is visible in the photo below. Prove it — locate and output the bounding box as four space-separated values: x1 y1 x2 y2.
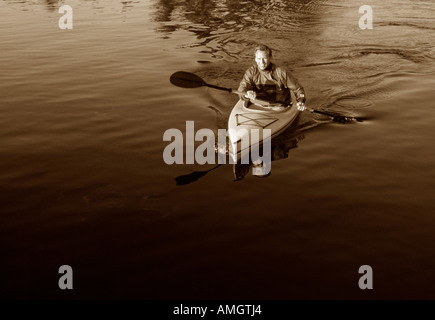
241 99 294 113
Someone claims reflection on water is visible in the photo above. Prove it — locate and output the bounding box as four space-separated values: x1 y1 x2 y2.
173 113 322 184
173 134 303 184
231 111 325 181
233 134 303 181
175 164 222 185
153 0 324 60
43 0 59 11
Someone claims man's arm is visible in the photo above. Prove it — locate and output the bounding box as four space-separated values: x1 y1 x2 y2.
284 69 306 103
237 67 255 101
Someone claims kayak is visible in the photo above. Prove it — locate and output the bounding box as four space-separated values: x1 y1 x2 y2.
228 96 300 163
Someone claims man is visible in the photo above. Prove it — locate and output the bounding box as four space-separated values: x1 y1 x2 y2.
238 45 306 110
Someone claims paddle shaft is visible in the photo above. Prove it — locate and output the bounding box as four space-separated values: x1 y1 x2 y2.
306 107 333 117
209 82 340 117
204 83 232 92
170 71 355 122
170 71 285 106
204 82 274 106
221 86 355 122
204 83 246 97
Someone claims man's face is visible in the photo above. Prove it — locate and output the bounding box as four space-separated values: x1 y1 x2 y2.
255 50 271 71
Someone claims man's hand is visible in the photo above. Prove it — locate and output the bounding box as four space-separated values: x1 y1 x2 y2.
297 102 306 111
244 90 257 101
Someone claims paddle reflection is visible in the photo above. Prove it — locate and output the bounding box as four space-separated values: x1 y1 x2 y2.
175 164 222 186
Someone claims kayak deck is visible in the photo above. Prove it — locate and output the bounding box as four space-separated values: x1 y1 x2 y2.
228 98 299 162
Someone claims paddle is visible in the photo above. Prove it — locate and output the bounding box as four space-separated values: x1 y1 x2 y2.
170 71 357 123
170 71 246 95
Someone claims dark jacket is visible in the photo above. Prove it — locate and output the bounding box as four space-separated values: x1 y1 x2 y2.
238 63 306 105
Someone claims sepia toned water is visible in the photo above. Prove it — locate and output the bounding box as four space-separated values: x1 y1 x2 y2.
1 0 435 299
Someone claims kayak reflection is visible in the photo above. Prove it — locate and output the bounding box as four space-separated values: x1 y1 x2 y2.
173 127 307 185
233 132 303 181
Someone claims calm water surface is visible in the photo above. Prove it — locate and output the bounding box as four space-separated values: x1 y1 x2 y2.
1 0 435 299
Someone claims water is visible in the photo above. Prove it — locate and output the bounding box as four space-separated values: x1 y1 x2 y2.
1 0 435 299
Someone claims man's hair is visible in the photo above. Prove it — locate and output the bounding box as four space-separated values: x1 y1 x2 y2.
254 44 272 58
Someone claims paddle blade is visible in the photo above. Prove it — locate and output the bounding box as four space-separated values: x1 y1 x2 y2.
307 108 358 124
170 71 206 88
331 114 358 123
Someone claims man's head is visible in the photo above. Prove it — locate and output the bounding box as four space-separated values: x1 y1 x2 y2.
254 45 272 71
